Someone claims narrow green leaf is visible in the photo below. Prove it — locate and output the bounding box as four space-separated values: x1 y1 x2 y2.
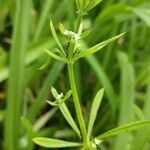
97 120 150 140
59 23 66 35
59 103 81 138
47 100 58 106
33 137 81 148
75 33 125 60
39 58 50 70
34 108 57 131
63 90 72 101
50 20 66 56
33 0 54 41
21 117 33 136
86 55 117 114
44 49 67 63
4 0 32 149
51 86 59 98
87 88 104 137
81 29 92 38
114 51 135 150
85 0 102 12
131 83 150 149
38 53 50 70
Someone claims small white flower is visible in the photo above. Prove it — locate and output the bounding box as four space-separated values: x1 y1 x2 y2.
63 30 80 41
94 138 101 145
56 92 63 99
74 33 80 40
64 30 70 35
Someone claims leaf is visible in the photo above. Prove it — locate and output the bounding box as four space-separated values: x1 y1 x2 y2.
38 54 50 70
47 100 58 106
52 48 65 57
51 86 59 98
34 108 57 131
33 137 81 148
86 55 117 114
132 4 150 27
63 90 72 101
97 120 150 140
21 117 33 136
44 49 67 63
59 23 66 35
75 32 125 60
114 51 135 149
50 20 66 56
81 29 92 38
85 0 102 12
47 89 80 138
59 103 81 138
87 88 104 137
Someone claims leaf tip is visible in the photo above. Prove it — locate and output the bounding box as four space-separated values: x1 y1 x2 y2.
32 137 38 143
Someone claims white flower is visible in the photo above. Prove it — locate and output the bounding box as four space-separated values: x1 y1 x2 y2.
94 138 101 145
56 92 63 99
63 30 80 41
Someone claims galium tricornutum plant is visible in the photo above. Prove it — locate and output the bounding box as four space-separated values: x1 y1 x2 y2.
33 0 150 149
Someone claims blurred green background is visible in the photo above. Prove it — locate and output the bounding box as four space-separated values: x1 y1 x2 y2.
0 0 150 149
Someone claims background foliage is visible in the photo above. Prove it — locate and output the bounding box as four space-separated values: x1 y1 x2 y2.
0 0 150 149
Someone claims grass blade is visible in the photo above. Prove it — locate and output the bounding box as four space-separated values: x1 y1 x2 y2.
34 0 54 41
86 55 117 115
131 81 150 150
114 51 135 150
33 137 81 148
4 0 32 149
87 88 104 138
85 0 102 12
34 108 57 131
97 120 150 140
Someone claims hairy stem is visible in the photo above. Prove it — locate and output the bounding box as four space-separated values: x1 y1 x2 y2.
68 62 88 144
74 13 83 33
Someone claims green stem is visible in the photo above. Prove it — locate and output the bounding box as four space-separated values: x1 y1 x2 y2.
68 62 88 145
74 13 83 33
67 9 90 148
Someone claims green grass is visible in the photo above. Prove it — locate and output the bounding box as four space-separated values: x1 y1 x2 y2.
0 0 150 149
